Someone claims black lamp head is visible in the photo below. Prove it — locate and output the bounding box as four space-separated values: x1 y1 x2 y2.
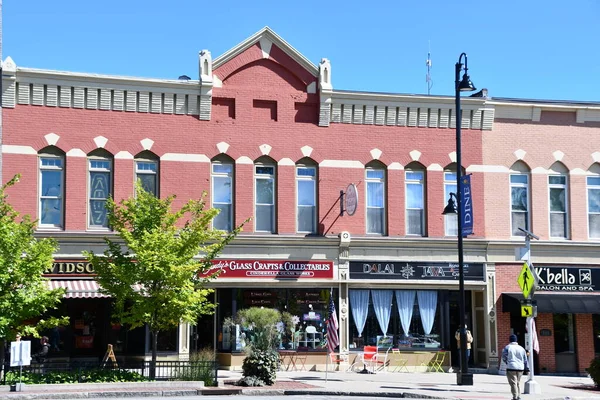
458 73 476 92
442 195 458 215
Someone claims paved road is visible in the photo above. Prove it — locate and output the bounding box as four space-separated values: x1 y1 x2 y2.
90 397 383 400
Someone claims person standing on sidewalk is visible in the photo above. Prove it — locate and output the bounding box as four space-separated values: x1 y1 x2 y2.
502 334 528 400
454 325 473 365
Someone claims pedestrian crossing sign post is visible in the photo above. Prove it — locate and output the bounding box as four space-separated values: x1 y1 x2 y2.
518 261 536 299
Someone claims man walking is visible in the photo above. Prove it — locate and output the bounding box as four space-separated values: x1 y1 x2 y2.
502 334 528 400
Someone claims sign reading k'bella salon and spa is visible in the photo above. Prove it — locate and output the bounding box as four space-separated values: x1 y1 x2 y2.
349 261 485 281
534 266 599 292
45 260 95 277
199 259 334 279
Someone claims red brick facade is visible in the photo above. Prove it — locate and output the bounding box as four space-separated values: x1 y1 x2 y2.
4 27 600 371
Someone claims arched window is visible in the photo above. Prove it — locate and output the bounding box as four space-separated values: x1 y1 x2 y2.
212 155 234 232
88 149 113 229
405 163 426 236
510 161 530 236
365 161 386 234
296 158 317 234
587 163 600 239
39 146 65 229
135 151 159 197
548 162 568 239
255 157 276 233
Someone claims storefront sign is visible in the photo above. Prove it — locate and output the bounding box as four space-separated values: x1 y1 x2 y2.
200 260 334 279
345 184 358 216
349 261 485 281
45 260 95 276
534 266 598 292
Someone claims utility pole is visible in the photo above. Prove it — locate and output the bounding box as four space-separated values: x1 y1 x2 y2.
518 227 541 395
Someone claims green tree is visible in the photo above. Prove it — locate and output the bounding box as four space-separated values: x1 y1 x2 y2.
84 182 245 379
0 175 68 375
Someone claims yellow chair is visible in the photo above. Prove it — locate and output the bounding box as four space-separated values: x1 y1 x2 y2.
424 350 447 372
391 348 409 372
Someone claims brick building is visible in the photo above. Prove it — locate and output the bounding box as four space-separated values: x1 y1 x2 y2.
2 27 599 373
482 101 600 375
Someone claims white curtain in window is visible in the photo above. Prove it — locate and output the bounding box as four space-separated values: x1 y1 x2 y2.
417 290 438 335
349 289 370 337
395 290 416 336
371 289 393 335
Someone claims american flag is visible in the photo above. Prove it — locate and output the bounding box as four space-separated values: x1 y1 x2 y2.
326 290 339 354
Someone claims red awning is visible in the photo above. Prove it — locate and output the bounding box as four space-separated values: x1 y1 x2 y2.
47 280 109 299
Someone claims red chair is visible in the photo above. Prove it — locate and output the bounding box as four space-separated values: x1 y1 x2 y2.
351 345 389 373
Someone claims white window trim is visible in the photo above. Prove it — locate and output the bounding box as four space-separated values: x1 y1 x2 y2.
88 156 113 230
444 171 458 237
254 164 276 233
135 159 159 197
405 170 425 236
211 161 234 232
548 174 568 239
509 173 530 237
365 167 386 235
38 155 64 229
296 165 317 234
587 175 600 239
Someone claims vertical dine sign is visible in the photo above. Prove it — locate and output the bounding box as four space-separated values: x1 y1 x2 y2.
461 175 473 236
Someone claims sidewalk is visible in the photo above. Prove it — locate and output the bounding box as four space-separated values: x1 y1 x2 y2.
0 369 599 399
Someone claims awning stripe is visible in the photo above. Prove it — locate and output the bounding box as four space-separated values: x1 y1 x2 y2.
48 280 109 299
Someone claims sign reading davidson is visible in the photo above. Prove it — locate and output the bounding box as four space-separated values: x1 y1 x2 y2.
199 260 334 279
45 261 95 277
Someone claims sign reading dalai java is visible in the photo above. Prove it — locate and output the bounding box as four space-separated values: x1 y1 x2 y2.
45 261 95 276
199 259 334 279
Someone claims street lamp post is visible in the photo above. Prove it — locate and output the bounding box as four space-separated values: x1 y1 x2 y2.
445 52 476 386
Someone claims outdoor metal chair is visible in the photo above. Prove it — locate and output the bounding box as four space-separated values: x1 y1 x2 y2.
423 350 447 372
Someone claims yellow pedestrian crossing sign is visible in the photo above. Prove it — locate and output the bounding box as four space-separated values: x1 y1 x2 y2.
517 262 535 299
521 305 533 317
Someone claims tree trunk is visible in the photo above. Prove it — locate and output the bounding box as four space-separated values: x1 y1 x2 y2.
0 339 5 381
150 330 158 380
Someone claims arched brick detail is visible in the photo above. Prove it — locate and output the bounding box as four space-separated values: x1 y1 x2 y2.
509 159 532 172
223 59 307 92
376 153 394 167
294 156 318 166
268 44 317 86
80 140 119 156
303 149 325 164
214 43 264 82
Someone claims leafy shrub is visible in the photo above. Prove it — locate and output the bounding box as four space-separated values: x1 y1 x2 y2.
173 348 217 386
241 348 279 386
588 357 600 387
4 368 147 385
236 375 265 387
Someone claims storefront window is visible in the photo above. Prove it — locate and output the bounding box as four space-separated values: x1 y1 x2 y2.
148 327 178 352
217 288 336 352
348 289 441 350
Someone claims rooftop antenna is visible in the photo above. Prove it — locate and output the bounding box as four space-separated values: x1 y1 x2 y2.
426 41 433 95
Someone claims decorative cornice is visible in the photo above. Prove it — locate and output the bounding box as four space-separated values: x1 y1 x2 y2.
213 27 318 77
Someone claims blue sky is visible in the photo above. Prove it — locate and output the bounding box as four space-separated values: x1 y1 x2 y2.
4 1 600 101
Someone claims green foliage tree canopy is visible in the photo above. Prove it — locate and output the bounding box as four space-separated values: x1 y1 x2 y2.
84 182 246 375
0 174 67 343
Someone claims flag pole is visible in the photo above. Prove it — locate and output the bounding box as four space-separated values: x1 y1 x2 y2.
325 287 332 383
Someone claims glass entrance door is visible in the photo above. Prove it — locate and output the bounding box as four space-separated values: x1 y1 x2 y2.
554 313 577 373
